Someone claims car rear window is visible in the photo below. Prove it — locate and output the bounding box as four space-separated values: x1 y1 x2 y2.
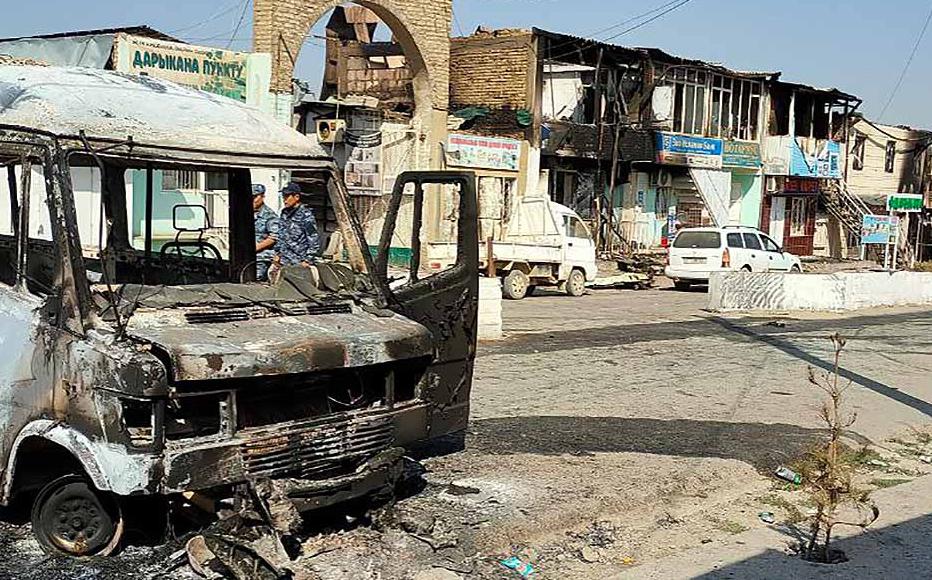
673 232 721 249
726 233 744 248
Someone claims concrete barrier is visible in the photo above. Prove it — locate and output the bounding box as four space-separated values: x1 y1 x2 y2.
478 277 503 339
708 271 932 312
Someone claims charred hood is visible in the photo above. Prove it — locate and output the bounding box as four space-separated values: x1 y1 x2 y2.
125 304 434 382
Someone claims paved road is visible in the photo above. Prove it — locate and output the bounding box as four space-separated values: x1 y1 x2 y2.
1 287 929 579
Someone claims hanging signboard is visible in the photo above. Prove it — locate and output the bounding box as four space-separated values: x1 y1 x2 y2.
655 133 723 169
446 134 521 171
113 33 250 101
789 140 841 179
722 140 762 169
861 214 899 245
886 193 923 212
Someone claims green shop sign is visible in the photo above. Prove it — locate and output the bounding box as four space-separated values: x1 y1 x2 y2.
115 33 249 101
722 140 761 169
887 193 924 212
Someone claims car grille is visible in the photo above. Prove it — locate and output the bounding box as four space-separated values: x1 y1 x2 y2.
239 408 395 480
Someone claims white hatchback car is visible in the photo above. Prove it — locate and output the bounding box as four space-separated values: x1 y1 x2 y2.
664 226 803 290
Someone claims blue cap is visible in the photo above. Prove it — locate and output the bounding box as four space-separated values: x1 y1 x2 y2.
252 184 266 196
281 182 302 196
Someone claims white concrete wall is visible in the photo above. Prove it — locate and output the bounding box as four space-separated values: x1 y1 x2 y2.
477 277 503 340
709 271 932 312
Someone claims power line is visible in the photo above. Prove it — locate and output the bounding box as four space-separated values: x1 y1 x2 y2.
226 0 251 50
579 0 685 41
878 2 932 122
452 9 466 37
602 0 695 42
548 0 696 62
165 1 244 35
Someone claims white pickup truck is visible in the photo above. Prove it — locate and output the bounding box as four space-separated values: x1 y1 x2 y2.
429 196 597 299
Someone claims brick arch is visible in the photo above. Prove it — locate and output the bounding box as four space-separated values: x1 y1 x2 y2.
253 0 451 119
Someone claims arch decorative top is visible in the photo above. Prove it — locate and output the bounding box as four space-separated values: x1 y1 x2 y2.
253 0 451 114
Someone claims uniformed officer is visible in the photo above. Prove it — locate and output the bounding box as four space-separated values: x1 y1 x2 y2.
252 184 279 280
275 182 321 267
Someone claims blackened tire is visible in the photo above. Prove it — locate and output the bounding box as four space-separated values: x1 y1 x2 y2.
673 280 692 290
565 269 586 297
502 270 530 300
31 475 123 557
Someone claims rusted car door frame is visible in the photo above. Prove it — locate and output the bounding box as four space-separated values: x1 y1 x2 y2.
374 171 479 443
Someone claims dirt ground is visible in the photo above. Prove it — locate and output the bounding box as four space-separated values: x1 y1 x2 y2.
1 285 930 579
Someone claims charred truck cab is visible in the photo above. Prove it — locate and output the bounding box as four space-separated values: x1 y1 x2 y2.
0 65 478 556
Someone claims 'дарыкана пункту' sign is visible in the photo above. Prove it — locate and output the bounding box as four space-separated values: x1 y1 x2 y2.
112 33 248 101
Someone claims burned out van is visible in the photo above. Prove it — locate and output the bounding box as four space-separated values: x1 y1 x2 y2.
0 65 477 556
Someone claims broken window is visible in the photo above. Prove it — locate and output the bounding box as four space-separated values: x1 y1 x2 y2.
885 141 896 173
710 75 761 140
668 68 707 135
852 133 866 171
0 157 57 293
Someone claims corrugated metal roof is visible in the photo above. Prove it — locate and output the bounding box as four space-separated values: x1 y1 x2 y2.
0 25 178 43
0 65 330 161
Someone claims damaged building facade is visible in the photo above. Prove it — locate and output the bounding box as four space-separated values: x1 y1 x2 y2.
447 27 867 256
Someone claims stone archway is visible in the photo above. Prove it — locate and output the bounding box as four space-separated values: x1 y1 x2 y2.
253 0 451 166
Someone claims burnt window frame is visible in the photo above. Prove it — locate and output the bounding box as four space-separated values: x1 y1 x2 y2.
884 140 896 173
852 133 866 171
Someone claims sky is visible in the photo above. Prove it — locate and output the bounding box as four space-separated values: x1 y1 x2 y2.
3 0 932 127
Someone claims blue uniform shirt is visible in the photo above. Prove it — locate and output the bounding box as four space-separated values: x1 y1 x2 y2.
254 204 279 264
277 204 321 265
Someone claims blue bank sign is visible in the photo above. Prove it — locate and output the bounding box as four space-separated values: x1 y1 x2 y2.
656 133 723 169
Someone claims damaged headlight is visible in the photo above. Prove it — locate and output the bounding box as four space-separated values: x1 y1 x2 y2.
120 398 161 447
164 393 232 440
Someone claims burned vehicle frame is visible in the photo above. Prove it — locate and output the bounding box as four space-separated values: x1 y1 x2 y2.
0 65 478 557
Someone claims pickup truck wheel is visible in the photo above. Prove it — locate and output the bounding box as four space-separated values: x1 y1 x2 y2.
32 475 123 557
502 270 529 300
790 265 802 273
565 269 586 297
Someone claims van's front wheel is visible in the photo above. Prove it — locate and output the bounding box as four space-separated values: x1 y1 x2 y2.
565 269 586 297
32 475 123 557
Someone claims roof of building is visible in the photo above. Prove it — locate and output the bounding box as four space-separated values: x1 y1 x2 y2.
532 28 777 79
0 65 330 164
0 25 178 43
770 79 860 103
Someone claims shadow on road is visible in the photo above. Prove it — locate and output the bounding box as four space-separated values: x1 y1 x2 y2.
708 316 932 418
467 416 871 473
693 513 932 579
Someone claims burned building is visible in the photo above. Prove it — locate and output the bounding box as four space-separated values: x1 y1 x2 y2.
320 6 414 112
760 82 861 256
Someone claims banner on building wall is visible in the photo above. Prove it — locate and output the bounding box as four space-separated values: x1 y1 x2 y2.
113 33 249 101
722 140 762 169
789 139 840 179
446 134 521 172
655 133 723 169
861 215 899 245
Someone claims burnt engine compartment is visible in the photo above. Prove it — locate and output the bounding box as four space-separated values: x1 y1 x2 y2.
164 360 427 482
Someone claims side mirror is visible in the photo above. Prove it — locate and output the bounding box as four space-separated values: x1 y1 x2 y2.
172 204 211 232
